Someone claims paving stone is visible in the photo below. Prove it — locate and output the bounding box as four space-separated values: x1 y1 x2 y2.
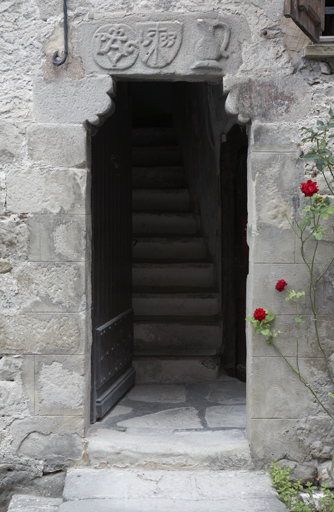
206 379 246 405
126 384 187 404
106 405 133 418
205 405 247 429
8 494 62 511
117 407 202 430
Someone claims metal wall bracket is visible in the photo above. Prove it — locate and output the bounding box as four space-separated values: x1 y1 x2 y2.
52 0 68 66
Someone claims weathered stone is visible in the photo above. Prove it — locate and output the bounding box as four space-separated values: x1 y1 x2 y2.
0 356 31 416
249 419 308 464
206 379 246 405
29 215 87 262
248 356 323 420
19 432 84 469
78 13 250 80
0 216 29 259
250 121 300 154
0 259 12 274
34 77 114 126
118 407 202 430
127 384 187 403
10 416 85 452
35 355 85 415
205 405 246 428
248 223 296 264
0 313 85 354
5 262 86 313
296 416 334 461
8 494 62 512
27 124 87 168
6 167 88 214
0 121 23 163
225 76 312 123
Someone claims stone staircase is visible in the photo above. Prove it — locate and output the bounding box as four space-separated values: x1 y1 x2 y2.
131 127 222 382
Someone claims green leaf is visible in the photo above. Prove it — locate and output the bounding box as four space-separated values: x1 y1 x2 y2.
321 212 329 220
316 159 323 171
304 153 318 162
295 317 302 323
261 329 270 336
266 312 275 322
315 231 323 240
327 206 334 214
245 317 253 322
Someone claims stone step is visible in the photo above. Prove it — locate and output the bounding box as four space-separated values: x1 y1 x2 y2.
134 320 222 356
133 236 207 261
132 146 181 166
132 127 177 147
133 356 221 383
133 212 199 235
59 468 286 512
8 494 62 512
133 262 215 288
133 292 220 316
133 189 190 211
133 166 186 189
85 427 253 470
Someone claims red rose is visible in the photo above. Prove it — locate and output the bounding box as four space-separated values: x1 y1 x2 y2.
300 180 319 197
253 308 267 322
275 279 288 292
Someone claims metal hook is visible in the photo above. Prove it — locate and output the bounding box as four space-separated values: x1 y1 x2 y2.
52 0 68 66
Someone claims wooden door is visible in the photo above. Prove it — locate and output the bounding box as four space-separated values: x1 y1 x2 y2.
91 82 134 423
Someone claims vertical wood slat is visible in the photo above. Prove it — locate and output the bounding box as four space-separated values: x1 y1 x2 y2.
91 83 134 423
284 0 325 42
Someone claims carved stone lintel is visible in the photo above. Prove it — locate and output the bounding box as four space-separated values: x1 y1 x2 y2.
78 14 250 79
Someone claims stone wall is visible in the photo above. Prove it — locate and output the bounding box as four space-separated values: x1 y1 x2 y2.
1 0 334 504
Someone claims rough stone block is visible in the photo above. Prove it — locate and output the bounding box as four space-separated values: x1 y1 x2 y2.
249 223 296 264
248 419 308 464
250 122 300 154
0 121 23 163
250 314 334 359
250 152 304 229
29 215 87 262
27 124 87 168
247 262 316 316
10 415 85 452
6 167 88 214
0 215 29 259
0 313 85 354
0 170 5 214
34 76 114 126
0 356 32 416
35 355 85 415
78 13 250 81
8 494 62 512
225 75 312 123
296 416 334 461
248 356 324 420
3 262 86 313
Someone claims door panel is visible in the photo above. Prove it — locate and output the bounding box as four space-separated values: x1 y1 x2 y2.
91 83 134 422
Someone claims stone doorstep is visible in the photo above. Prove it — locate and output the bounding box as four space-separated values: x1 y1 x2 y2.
8 494 62 512
59 468 287 512
87 428 253 470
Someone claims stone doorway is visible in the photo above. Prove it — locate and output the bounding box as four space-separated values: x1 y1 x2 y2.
91 79 248 423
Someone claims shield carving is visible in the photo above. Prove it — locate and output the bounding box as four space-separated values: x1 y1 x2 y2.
136 22 183 68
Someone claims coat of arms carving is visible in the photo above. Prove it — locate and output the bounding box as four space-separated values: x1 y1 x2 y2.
92 21 183 70
137 22 183 68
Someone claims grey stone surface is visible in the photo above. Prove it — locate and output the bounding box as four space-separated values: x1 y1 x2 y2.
27 124 87 168
0 121 23 163
8 494 62 512
127 384 187 403
63 468 281 503
133 358 220 383
205 405 246 428
34 77 114 125
206 379 246 405
88 428 253 470
0 313 85 354
225 75 312 123
19 432 84 469
0 259 12 273
35 356 85 416
78 13 250 80
117 407 202 430
6 168 88 214
29 215 87 262
250 122 301 154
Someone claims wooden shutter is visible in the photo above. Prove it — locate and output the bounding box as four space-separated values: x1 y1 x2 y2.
284 0 325 43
